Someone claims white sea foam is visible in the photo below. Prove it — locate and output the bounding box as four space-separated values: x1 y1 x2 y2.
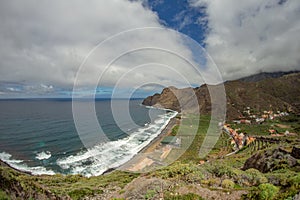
144 105 176 112
36 151 51 160
0 151 55 175
0 109 177 177
57 110 178 177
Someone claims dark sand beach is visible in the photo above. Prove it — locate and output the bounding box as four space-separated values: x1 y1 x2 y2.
118 116 179 172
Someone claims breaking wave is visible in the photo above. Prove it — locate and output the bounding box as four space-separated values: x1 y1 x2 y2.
0 151 55 175
0 110 177 177
36 151 52 160
56 111 177 177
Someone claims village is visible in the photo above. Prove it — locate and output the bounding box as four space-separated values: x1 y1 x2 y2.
223 107 297 152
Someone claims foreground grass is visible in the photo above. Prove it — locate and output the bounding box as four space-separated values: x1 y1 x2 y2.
0 165 138 199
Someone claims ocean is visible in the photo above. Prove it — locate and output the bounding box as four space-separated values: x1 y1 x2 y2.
0 99 176 177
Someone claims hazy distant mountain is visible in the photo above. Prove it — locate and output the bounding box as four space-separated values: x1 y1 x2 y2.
143 72 300 120
238 71 300 82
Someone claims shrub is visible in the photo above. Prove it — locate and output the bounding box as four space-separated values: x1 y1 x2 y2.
145 189 156 199
165 193 204 200
68 188 94 200
0 190 10 200
155 162 198 179
288 173 300 188
245 168 268 186
207 178 220 187
221 179 235 189
185 171 204 183
258 183 279 200
171 125 179 136
206 163 235 178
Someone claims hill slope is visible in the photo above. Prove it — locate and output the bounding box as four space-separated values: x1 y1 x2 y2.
142 72 300 119
238 71 299 82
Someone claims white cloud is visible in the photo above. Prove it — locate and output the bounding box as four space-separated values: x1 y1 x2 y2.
190 0 300 80
1 0 212 97
7 87 20 92
0 0 221 97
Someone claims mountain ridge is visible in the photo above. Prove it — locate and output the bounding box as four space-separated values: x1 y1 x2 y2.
238 70 300 82
142 71 300 119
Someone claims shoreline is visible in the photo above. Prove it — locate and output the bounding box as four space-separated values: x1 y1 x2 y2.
116 113 179 173
0 112 180 177
0 159 33 175
138 116 178 154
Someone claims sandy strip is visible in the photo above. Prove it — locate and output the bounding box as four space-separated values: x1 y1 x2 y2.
118 116 179 172
140 117 178 154
127 157 154 171
160 145 172 159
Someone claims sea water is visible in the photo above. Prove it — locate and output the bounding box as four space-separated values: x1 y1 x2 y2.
0 99 176 177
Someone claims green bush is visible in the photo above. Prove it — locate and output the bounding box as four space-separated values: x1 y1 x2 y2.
185 172 204 183
165 193 204 200
0 190 10 200
245 168 268 186
155 162 198 179
207 178 220 187
68 188 94 200
221 179 235 189
242 183 280 200
258 183 279 200
171 125 179 136
206 162 235 178
145 189 156 199
288 173 300 189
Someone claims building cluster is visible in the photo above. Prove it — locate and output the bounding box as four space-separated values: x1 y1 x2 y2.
222 124 255 150
233 107 289 125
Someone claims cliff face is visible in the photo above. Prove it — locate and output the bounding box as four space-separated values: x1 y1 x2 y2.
142 72 300 119
142 86 212 114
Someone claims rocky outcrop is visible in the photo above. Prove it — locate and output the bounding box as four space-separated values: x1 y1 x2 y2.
142 85 215 114
142 72 300 119
242 148 299 173
291 146 300 159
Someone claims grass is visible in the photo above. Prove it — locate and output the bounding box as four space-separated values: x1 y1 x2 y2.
174 114 211 163
0 165 138 199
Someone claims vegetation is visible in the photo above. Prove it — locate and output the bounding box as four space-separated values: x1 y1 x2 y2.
244 183 279 200
171 125 179 136
0 165 138 199
0 190 10 200
1 113 299 199
164 193 204 200
221 179 235 189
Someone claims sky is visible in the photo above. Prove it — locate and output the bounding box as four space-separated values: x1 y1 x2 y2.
0 0 299 98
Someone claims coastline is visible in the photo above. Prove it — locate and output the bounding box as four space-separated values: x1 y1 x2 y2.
139 116 178 154
0 159 32 175
117 112 179 173
0 110 180 177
